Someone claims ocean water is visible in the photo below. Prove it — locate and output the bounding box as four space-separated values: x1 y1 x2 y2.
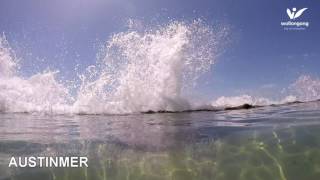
1 19 320 180
0 101 320 180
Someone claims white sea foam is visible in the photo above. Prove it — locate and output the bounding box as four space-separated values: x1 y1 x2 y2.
288 75 320 102
211 95 298 108
0 20 319 114
209 75 320 108
0 20 227 114
73 20 227 114
0 36 72 113
212 95 273 107
0 36 17 78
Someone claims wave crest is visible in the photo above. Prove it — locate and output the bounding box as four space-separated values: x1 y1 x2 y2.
1 21 319 115
74 20 227 114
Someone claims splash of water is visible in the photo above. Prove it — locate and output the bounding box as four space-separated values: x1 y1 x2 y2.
0 35 71 113
1 20 319 114
212 95 273 107
0 36 17 78
210 75 320 108
211 95 297 108
74 20 227 114
289 75 320 102
0 20 228 114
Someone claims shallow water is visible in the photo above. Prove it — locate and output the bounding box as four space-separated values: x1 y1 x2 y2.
0 101 320 180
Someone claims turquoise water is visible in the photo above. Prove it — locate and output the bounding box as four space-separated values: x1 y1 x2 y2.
0 101 320 180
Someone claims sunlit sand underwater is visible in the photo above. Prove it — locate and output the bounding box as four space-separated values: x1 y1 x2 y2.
1 101 320 180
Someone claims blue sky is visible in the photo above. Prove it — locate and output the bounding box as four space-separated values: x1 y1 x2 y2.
1 0 319 99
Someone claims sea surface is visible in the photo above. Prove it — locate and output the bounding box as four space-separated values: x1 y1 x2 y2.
0 101 320 180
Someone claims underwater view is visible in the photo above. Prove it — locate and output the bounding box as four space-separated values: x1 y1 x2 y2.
1 101 320 180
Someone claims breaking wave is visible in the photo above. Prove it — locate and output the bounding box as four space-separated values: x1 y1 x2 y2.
0 37 72 113
0 20 319 115
73 20 228 114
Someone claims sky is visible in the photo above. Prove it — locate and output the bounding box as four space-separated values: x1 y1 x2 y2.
0 0 319 99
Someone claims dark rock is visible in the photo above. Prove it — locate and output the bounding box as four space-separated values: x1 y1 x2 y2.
224 103 254 110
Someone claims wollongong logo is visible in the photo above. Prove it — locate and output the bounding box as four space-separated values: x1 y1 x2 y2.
286 7 308 20
281 7 309 30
